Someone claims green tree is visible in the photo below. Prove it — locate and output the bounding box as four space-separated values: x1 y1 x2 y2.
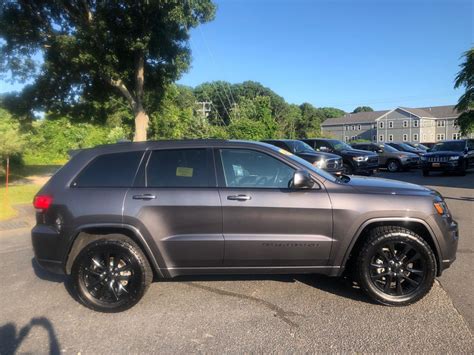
297 103 323 138
0 108 24 181
318 107 345 119
454 48 474 135
352 106 374 113
0 0 216 141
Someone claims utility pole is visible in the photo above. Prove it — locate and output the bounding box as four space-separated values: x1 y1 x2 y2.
196 101 212 117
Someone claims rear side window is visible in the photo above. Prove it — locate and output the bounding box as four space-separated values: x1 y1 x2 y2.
73 151 144 187
146 149 210 188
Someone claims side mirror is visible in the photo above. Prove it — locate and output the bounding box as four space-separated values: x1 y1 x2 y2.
291 170 314 189
377 148 384 153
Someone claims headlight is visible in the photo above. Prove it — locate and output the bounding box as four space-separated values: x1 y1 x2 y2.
313 159 326 168
449 156 460 161
352 156 368 162
420 156 427 161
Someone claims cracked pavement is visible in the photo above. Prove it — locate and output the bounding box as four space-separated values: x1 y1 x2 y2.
0 170 472 353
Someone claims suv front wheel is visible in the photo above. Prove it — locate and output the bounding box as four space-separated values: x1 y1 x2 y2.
71 238 153 312
356 226 436 306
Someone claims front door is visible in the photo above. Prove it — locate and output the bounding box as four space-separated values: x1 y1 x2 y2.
215 148 333 267
124 148 223 270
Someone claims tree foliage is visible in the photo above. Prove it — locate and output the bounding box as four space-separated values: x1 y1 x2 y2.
454 48 474 135
0 108 24 160
0 0 216 141
352 106 374 113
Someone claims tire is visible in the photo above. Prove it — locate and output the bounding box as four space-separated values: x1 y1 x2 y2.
342 163 354 175
356 226 437 306
422 169 429 176
387 159 401 172
71 238 153 312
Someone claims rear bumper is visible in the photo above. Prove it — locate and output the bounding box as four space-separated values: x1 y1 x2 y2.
31 224 66 275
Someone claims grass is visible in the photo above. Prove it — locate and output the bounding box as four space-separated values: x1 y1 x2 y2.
0 184 41 221
0 164 62 184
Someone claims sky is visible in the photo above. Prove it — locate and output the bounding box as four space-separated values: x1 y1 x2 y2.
0 0 472 113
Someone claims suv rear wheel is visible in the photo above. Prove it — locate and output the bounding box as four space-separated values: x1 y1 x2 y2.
356 226 436 306
71 238 152 312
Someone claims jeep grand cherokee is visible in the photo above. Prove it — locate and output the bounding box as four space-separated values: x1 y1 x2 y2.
32 140 458 312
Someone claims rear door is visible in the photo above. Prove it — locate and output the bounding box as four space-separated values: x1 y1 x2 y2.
123 148 223 269
216 147 333 267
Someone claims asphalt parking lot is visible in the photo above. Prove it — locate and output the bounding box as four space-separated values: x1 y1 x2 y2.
0 169 472 353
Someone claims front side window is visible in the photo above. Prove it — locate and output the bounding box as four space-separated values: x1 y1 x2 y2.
219 149 295 188
147 149 210 187
73 151 144 187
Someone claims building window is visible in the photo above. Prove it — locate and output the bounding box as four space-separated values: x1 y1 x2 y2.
372 135 376 142
358 124 361 131
437 134 445 141
403 134 408 141
413 134 418 141
403 120 408 127
379 135 384 142
413 120 419 127
423 134 427 141
351 136 355 141
344 125 347 131
437 120 445 127
389 134 394 141
389 121 394 128
351 125 355 130
372 124 376 129
452 133 461 140
344 136 349 142
379 122 384 129
453 121 458 128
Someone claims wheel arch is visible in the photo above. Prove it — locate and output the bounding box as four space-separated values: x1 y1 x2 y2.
341 218 442 277
64 223 164 278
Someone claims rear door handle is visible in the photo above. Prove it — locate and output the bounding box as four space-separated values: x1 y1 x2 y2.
227 194 251 201
132 194 156 200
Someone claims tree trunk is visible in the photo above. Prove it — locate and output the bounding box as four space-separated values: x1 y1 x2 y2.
134 107 149 142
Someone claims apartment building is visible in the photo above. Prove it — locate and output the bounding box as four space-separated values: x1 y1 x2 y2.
321 105 472 143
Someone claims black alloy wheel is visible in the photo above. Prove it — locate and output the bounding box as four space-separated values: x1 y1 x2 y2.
357 226 436 306
72 238 152 312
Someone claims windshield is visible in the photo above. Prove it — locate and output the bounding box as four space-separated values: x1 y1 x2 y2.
382 144 398 152
397 143 417 151
266 144 337 182
291 140 315 154
329 139 353 151
431 141 465 152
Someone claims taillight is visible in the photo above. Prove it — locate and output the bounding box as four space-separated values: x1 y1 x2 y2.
33 195 53 210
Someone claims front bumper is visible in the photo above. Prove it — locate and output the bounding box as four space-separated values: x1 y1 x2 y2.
421 161 462 172
31 224 67 275
401 158 420 168
354 161 379 174
429 215 459 275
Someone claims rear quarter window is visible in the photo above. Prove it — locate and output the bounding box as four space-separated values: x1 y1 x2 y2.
73 151 144 187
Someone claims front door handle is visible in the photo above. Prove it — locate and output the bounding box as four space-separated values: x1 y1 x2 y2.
227 194 251 201
132 194 156 200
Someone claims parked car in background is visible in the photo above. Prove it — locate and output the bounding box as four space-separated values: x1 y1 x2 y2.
302 138 379 175
405 142 430 151
261 139 343 174
350 142 420 172
32 139 458 311
421 139 474 176
386 142 425 156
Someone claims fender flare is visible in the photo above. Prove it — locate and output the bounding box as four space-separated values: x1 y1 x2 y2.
64 223 166 278
339 217 442 272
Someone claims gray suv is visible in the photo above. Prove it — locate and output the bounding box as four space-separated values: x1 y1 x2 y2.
351 143 420 172
32 140 458 312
